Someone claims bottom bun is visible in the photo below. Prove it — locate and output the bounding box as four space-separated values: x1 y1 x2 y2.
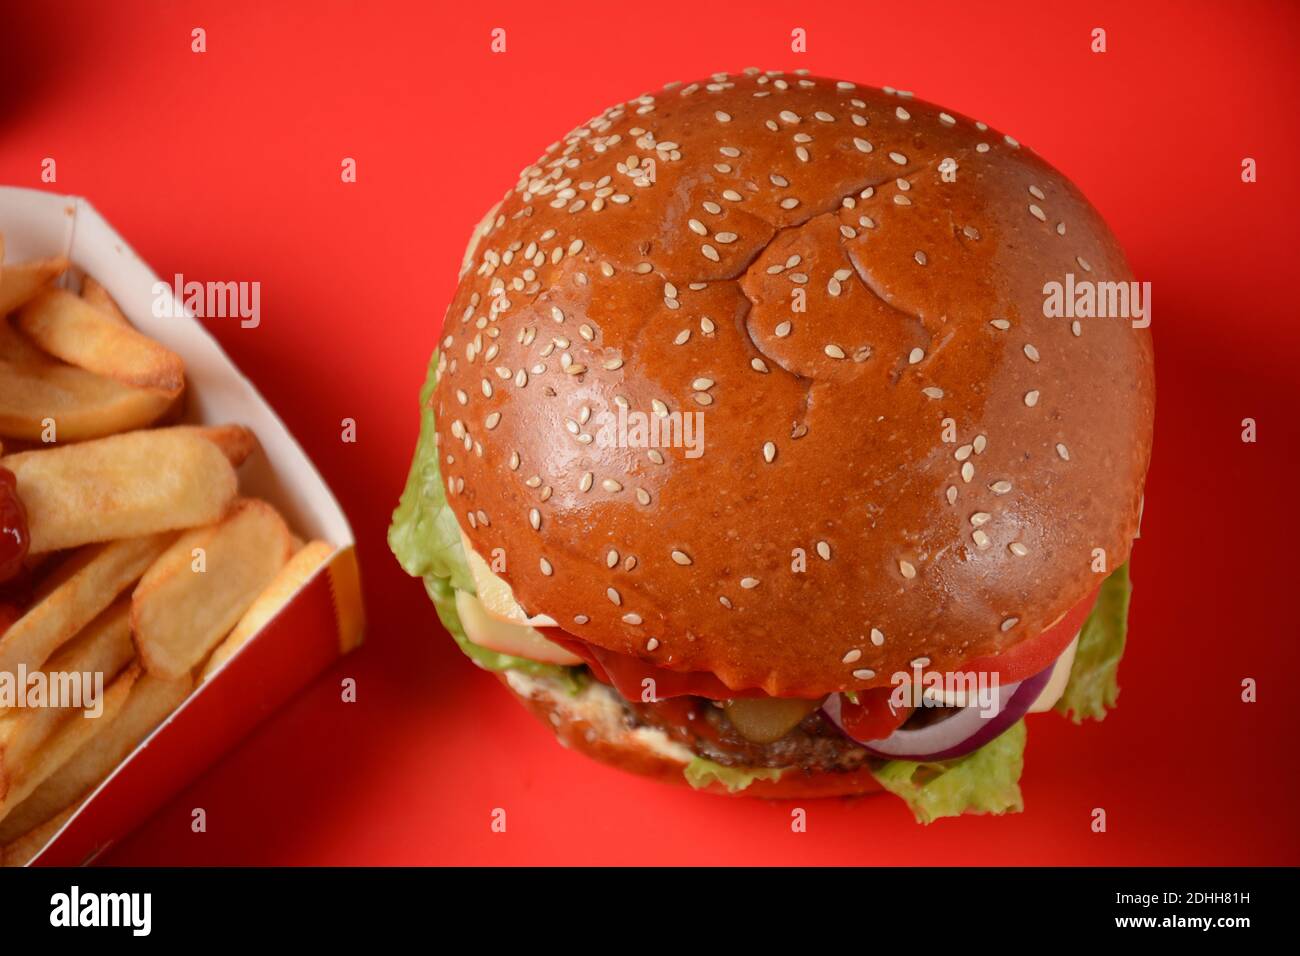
498 669 883 800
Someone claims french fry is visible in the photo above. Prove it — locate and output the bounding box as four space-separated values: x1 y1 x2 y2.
80 276 130 327
0 256 68 316
0 357 176 442
0 535 170 693
0 665 136 822
202 540 333 680
16 288 184 396
165 424 259 467
0 672 192 846
1 802 77 867
0 599 134 797
133 499 292 679
1 429 237 553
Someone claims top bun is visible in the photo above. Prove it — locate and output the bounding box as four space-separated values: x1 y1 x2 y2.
434 69 1154 698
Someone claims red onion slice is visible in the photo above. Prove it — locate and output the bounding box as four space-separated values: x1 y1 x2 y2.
825 662 1055 762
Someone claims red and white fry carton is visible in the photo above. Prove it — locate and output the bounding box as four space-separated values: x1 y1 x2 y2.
0 186 365 865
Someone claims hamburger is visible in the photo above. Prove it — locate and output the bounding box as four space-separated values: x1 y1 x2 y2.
389 69 1154 821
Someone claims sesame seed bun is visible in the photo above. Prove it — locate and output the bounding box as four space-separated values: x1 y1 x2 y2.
437 69 1155 698
499 669 884 799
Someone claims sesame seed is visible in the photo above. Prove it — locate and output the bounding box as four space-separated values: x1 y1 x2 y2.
852 668 877 681
913 250 928 266
606 550 619 569
899 560 917 579
1029 185 1046 200
1024 390 1040 407
715 110 732 122
853 138 873 153
816 541 832 560
740 577 760 589
939 112 956 125
895 106 910 120
528 508 541 530
602 478 623 493
701 244 720 261
1009 542 1029 557
579 472 593 492
692 377 714 391
539 558 553 576
622 613 643 625
1056 442 1070 461
1024 343 1040 362
908 346 925 364
870 628 885 646
888 151 908 165
922 386 944 399
688 218 707 235
645 637 659 651
990 318 1011 330
1001 616 1020 631
961 462 975 483
971 512 991 526
1029 204 1046 221
763 441 777 463
946 486 958 505
973 434 987 454
751 357 769 373
693 392 713 406
842 649 862 664
972 529 990 549
824 344 846 359
989 480 1012 495
671 549 692 565
606 587 621 606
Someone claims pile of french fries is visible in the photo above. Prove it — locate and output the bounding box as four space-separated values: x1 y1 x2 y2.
0 234 332 865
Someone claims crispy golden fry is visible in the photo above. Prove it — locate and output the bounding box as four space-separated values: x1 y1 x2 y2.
0 536 169 695
2 801 77 866
0 315 49 364
165 424 259 467
1 430 237 553
0 359 176 442
16 288 183 396
202 540 333 680
0 599 134 792
133 499 292 680
0 665 136 821
0 257 69 316
0 671 191 847
80 276 130 327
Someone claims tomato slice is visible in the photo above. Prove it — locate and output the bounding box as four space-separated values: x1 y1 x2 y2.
961 585 1099 684
835 687 912 740
541 585 1099 705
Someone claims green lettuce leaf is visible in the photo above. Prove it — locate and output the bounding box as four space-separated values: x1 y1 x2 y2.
683 757 785 794
871 720 1027 824
387 351 475 593
389 351 584 690
1055 563 1131 723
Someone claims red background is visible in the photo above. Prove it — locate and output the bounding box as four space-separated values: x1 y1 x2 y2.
2 0 1297 865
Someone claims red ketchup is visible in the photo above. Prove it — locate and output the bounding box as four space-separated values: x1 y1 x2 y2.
0 466 31 631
